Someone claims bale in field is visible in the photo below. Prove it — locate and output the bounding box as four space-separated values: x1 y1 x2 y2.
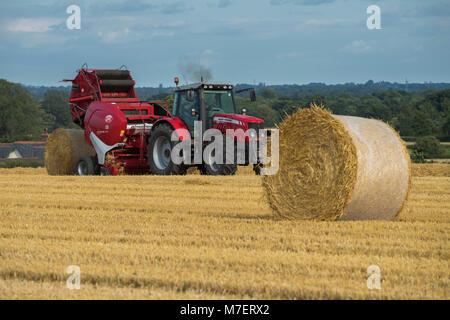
263 105 411 221
45 129 96 175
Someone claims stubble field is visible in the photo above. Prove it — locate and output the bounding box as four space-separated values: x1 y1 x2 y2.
0 164 449 299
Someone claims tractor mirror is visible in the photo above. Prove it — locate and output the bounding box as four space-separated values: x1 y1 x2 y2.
250 90 256 102
187 90 195 102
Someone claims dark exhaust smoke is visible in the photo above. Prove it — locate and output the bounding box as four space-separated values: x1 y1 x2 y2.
177 61 213 83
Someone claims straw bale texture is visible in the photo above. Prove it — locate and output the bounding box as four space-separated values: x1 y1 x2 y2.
45 129 95 175
263 106 410 220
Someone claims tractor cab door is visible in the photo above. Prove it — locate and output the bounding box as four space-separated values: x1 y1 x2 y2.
174 90 199 136
203 90 235 129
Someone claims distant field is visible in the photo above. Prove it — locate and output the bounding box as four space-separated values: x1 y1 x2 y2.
0 165 449 299
412 163 450 176
405 142 450 146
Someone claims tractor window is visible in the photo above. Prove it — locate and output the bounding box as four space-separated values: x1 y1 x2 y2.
175 91 199 132
204 91 235 128
204 91 234 115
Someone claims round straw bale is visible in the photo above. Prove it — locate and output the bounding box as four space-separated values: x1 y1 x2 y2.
263 105 410 221
45 128 96 175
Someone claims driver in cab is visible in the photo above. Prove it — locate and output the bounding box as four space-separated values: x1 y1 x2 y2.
204 92 224 128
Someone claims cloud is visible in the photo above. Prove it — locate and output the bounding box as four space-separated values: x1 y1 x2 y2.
160 1 193 14
97 28 132 43
420 3 450 17
218 0 232 8
395 3 450 18
163 20 185 28
270 0 335 5
100 16 184 29
6 18 63 33
87 0 156 14
256 31 279 40
340 40 372 54
299 18 357 28
96 27 174 43
91 14 183 44
149 31 175 38
225 17 280 25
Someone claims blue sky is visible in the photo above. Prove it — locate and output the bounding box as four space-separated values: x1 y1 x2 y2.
0 0 449 86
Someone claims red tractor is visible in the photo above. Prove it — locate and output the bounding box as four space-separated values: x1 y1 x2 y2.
64 67 265 176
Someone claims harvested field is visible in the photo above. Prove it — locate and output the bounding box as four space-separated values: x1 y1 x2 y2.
0 166 449 299
412 164 450 177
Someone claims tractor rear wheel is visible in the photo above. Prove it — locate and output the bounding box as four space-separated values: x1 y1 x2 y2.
200 137 237 176
76 156 98 176
147 124 187 175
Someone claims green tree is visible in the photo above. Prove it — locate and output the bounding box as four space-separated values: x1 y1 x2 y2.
410 149 425 163
396 104 433 137
309 94 326 107
260 88 279 99
0 79 42 142
414 135 443 158
164 94 174 113
247 103 279 127
443 116 450 138
362 98 392 121
396 104 415 136
40 90 71 131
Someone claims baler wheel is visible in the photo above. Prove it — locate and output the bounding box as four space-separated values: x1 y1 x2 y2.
147 124 187 175
99 167 110 176
76 156 98 176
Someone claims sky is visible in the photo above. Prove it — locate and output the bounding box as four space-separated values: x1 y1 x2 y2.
0 0 449 86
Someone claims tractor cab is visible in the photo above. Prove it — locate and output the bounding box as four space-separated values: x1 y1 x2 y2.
172 79 258 135
173 82 237 134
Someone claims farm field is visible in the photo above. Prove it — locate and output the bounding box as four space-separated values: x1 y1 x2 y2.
0 165 449 299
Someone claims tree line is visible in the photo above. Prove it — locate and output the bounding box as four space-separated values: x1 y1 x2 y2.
235 87 450 142
1 79 449 143
0 80 75 142
26 80 450 100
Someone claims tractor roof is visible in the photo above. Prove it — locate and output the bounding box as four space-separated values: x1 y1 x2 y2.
174 83 233 91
